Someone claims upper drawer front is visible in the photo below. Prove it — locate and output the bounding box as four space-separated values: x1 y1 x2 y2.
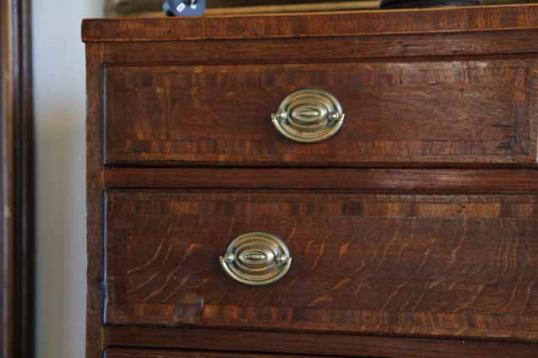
104 60 538 167
106 190 538 341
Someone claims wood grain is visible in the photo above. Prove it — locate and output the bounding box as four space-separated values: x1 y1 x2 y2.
83 4 538 42
85 5 538 357
106 190 538 341
107 348 324 358
86 43 105 358
105 326 538 358
104 60 538 167
101 31 538 66
104 168 538 193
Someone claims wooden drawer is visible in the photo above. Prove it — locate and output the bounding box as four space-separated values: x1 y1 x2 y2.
106 190 538 342
104 59 538 167
107 348 321 358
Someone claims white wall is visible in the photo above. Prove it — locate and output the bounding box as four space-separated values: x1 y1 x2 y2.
34 1 103 357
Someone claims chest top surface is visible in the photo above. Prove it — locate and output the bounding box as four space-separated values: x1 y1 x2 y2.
82 4 538 42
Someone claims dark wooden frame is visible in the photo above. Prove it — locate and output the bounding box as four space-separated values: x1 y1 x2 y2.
1 0 34 357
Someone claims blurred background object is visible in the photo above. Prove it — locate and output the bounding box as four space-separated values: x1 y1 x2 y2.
106 0 380 16
380 0 482 7
106 1 538 18
163 0 206 16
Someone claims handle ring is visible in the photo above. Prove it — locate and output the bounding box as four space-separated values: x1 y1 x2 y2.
220 232 292 286
271 89 345 143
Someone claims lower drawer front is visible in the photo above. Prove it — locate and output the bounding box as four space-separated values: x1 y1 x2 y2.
107 349 320 358
106 191 538 341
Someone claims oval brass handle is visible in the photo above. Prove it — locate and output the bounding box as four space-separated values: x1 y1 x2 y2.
271 89 345 143
219 232 292 286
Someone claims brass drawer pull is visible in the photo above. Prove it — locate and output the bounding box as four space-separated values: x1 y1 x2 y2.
271 89 345 143
220 232 292 286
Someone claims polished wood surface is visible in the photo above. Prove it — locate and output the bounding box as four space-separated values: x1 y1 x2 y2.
1 0 34 357
101 31 538 63
106 190 538 340
104 168 538 192
83 4 538 42
107 348 323 358
86 43 105 358
105 60 537 166
105 327 538 358
85 5 538 358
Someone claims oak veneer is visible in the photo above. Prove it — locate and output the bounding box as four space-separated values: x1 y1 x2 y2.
82 5 538 42
103 168 538 192
106 191 538 340
85 5 538 358
107 348 324 358
105 327 538 358
104 60 537 167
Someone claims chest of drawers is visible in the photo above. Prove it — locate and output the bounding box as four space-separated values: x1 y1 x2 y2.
83 5 538 357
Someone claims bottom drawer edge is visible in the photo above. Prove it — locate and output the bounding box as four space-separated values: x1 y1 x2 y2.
104 326 538 358
106 348 326 358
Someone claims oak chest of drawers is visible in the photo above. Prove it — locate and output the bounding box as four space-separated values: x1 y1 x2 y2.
84 5 538 357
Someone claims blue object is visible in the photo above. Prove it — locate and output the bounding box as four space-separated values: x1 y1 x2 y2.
163 0 205 16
